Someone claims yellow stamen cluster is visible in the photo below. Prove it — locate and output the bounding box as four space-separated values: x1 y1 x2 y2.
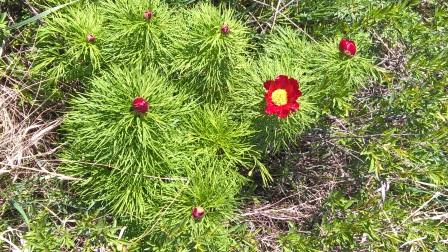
271 89 288 106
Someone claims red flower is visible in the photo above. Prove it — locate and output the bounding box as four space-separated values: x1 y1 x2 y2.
339 38 357 56
192 206 205 219
132 97 149 114
264 75 302 119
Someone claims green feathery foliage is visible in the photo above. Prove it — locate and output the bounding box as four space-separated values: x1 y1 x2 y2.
262 27 313 66
308 39 381 102
262 27 381 113
142 159 246 251
101 0 176 72
172 3 250 101
164 0 240 6
61 64 195 218
231 55 321 152
181 105 268 178
33 4 104 84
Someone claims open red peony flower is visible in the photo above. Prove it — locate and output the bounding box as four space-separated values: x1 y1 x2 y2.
132 97 149 114
339 38 357 56
264 75 302 119
192 206 205 219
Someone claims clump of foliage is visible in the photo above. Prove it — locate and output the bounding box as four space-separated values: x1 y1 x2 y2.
232 27 379 151
33 4 104 84
0 177 129 251
36 0 387 249
142 159 247 251
308 39 380 100
181 106 264 173
171 3 250 100
262 27 380 113
101 0 176 72
61 64 194 218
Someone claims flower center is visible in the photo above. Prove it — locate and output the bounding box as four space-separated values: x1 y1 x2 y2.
271 89 288 106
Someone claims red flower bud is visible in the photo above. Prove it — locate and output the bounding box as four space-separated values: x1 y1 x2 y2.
192 206 205 219
132 97 149 114
87 33 96 43
143 10 153 20
220 24 230 35
339 38 357 56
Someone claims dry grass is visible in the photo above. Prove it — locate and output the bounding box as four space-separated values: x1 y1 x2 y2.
0 40 74 185
0 0 72 182
0 82 67 181
0 51 71 251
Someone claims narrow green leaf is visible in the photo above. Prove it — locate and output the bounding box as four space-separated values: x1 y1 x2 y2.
11 201 30 226
9 0 79 30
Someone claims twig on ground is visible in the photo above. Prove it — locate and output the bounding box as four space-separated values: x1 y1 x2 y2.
400 236 427 248
403 192 442 223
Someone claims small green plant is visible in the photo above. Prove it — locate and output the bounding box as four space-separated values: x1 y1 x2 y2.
141 159 246 251
61 64 195 218
172 3 251 101
101 0 176 72
0 12 10 49
33 4 104 84
23 210 129 251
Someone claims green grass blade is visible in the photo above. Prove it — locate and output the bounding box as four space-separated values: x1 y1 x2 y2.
11 200 30 226
9 0 79 30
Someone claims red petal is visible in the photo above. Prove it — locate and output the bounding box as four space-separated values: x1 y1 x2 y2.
263 80 274 90
264 93 275 114
277 110 289 118
289 102 299 111
286 78 299 94
347 43 357 55
339 39 348 51
265 104 276 115
275 75 289 88
264 92 272 104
